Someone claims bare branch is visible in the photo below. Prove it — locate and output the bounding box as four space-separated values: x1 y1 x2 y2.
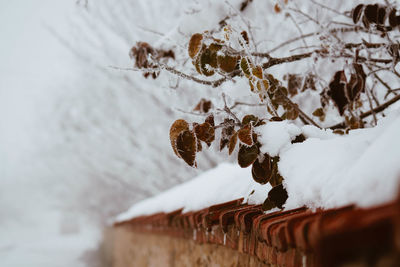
330 94 400 129
310 0 349 18
110 65 239 88
221 93 242 125
267 26 364 54
229 101 267 109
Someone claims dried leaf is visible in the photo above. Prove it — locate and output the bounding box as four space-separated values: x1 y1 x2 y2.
240 57 251 77
388 9 400 27
193 55 202 75
291 134 306 144
364 4 379 24
327 70 348 115
238 124 253 146
219 119 235 151
252 66 263 79
238 144 259 168
346 63 365 102
209 43 223 52
176 130 197 167
284 104 299 120
270 116 283 122
274 4 281 13
272 86 289 106
262 198 276 211
242 115 259 125
251 155 272 184
268 184 288 209
218 55 239 73
285 74 301 96
194 122 215 146
352 4 364 24
377 6 386 25
200 47 217 76
193 99 212 113
333 129 345 135
269 157 283 187
188 33 203 59
312 107 324 117
240 31 249 45
228 131 238 155
197 138 202 152
170 119 189 157
205 114 215 127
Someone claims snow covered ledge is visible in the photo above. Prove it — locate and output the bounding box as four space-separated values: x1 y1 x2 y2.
111 109 400 266
118 108 400 221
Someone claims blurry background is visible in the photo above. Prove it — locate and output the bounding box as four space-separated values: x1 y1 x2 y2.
0 0 228 266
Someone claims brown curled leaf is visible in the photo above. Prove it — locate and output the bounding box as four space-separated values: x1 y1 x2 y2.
291 134 306 144
170 119 189 157
268 184 288 209
200 47 217 76
240 31 249 45
270 116 283 122
251 155 272 184
205 114 215 127
389 9 400 28
274 4 281 13
193 99 212 113
218 54 239 73
352 4 364 24
197 138 202 152
228 131 238 155
176 130 197 167
240 57 251 77
364 4 379 24
219 119 235 151
238 144 259 168
327 70 348 115
238 124 253 146
242 114 259 125
252 66 263 79
194 122 215 146
262 198 276 211
188 33 203 59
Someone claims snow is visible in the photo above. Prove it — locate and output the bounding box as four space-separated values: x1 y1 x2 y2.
257 121 302 157
117 108 400 222
0 211 100 267
281 108 400 210
116 163 270 221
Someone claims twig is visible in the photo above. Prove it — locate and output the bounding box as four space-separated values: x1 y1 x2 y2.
262 51 317 69
261 49 392 69
282 94 322 129
365 83 378 125
221 93 242 125
175 108 212 117
229 101 267 109
162 65 232 87
267 26 363 54
287 13 309 50
310 0 349 18
110 65 236 88
289 7 320 26
329 94 400 129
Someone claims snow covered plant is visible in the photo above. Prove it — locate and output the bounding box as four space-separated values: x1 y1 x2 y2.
127 2 400 211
